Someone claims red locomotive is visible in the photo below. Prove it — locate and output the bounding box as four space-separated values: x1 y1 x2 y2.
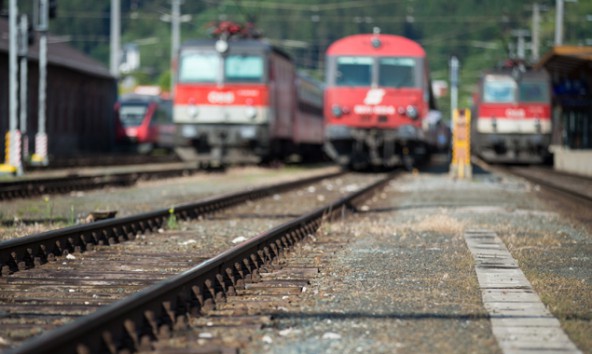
172 22 324 166
471 61 551 163
115 87 175 154
324 31 437 170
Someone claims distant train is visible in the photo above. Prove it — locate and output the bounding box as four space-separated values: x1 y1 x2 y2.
323 31 438 170
471 62 552 164
115 87 176 154
172 22 324 166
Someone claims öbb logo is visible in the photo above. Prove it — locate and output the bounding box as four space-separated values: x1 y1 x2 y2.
208 91 235 104
363 89 385 105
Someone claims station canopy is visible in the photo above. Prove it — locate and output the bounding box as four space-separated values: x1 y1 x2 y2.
535 46 592 77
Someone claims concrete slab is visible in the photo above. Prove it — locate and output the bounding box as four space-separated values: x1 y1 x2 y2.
464 229 582 354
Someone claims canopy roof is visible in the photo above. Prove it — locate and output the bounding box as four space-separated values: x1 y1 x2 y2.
535 46 592 77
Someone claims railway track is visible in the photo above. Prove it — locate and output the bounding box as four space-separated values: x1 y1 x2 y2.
507 166 592 205
472 158 592 205
0 163 200 201
0 171 394 353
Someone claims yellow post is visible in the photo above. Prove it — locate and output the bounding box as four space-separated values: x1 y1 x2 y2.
1 132 17 175
450 108 472 179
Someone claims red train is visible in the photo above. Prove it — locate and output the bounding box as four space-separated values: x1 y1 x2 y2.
172 22 324 166
324 31 437 170
471 62 552 163
115 87 176 154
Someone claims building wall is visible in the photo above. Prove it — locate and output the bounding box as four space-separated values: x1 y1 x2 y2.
0 54 117 161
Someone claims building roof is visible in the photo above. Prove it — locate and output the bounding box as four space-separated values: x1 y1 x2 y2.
535 46 592 77
0 17 113 79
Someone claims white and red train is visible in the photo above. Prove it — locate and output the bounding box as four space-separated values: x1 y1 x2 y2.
115 87 175 154
172 22 324 166
323 32 439 170
471 62 552 164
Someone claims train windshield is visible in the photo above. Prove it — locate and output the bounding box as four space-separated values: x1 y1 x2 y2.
483 76 517 103
119 104 148 127
225 55 264 83
378 58 418 88
335 57 372 86
519 81 549 102
178 52 264 83
178 52 219 83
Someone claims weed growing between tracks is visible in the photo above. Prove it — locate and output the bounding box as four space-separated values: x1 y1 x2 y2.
167 207 179 230
43 196 53 220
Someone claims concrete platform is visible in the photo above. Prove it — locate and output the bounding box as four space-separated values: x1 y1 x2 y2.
551 146 592 177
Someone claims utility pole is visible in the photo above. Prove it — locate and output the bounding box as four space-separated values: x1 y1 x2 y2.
110 0 120 77
532 3 540 60
4 0 23 174
161 0 189 96
449 56 459 123
19 14 29 165
171 0 181 97
33 0 49 166
555 0 564 45
512 29 530 60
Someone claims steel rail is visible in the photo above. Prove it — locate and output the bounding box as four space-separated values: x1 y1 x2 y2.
0 171 343 277
508 167 592 205
0 165 199 201
8 173 394 354
472 156 592 205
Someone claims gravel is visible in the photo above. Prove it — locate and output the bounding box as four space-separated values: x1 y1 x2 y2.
0 166 338 241
3 162 589 353
240 168 590 353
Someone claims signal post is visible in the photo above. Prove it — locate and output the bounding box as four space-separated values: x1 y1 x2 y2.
450 108 472 179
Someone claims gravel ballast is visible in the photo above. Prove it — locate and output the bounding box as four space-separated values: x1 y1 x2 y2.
240 169 590 353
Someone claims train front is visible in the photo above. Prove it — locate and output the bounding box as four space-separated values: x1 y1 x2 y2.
473 70 552 163
173 38 270 166
324 33 431 170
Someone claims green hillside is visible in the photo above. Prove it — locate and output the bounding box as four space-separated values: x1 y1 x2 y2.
40 0 592 116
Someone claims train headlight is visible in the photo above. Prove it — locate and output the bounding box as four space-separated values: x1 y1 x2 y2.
215 39 229 54
245 106 257 119
332 105 343 118
406 105 419 120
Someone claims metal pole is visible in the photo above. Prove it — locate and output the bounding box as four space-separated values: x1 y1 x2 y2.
8 0 18 134
532 3 540 60
34 0 49 166
555 0 564 45
19 14 29 165
512 30 530 60
450 56 459 123
6 0 23 174
171 0 181 96
110 0 120 77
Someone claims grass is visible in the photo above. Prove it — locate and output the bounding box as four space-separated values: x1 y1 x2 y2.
167 207 179 230
503 230 592 353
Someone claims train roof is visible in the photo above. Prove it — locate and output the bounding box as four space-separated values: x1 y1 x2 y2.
180 38 291 60
482 67 549 81
0 18 113 79
326 34 425 57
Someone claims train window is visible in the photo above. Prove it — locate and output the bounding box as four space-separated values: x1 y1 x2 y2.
335 56 372 86
378 58 418 88
178 52 219 83
120 104 148 127
154 101 173 124
519 82 549 102
225 55 264 83
483 77 517 103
